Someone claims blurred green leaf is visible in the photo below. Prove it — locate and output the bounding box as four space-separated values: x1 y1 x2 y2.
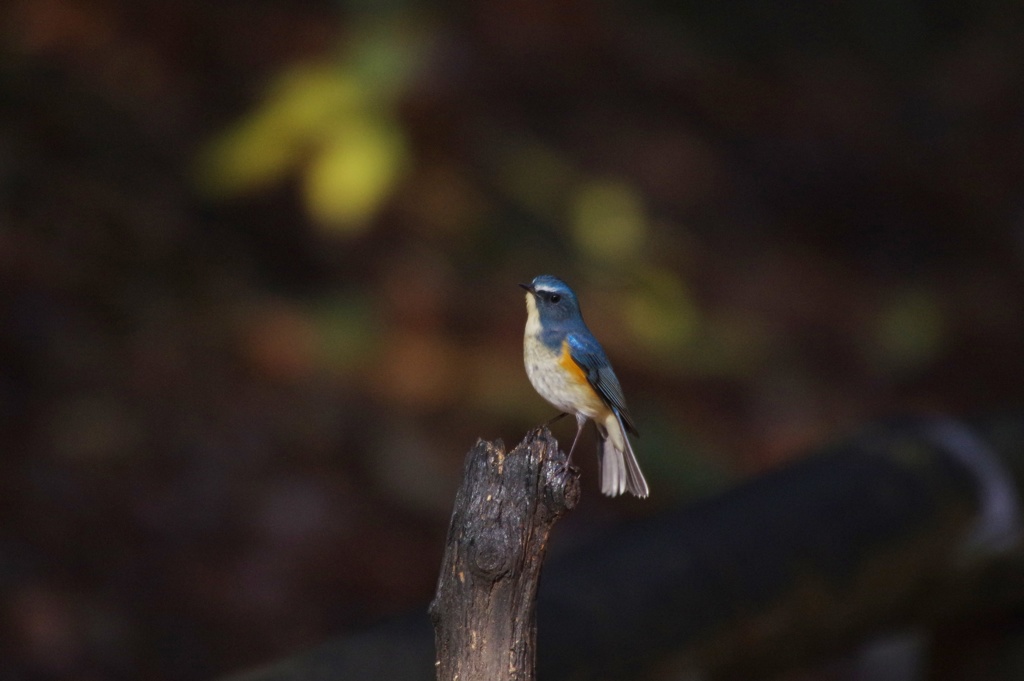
872 288 946 372
497 141 578 219
309 294 379 374
571 178 647 261
623 267 700 355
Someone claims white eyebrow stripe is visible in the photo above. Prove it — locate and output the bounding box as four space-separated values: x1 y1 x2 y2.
533 286 562 294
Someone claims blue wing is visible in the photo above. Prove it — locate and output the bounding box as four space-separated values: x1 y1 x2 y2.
565 332 638 435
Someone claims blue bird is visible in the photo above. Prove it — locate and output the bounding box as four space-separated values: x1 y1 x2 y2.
520 275 649 497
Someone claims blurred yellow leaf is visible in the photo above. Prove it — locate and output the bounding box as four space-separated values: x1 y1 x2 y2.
197 117 299 195
196 64 364 196
302 118 407 233
571 179 647 261
196 45 413 236
266 64 364 134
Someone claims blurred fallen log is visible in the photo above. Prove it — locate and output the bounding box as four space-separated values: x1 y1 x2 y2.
429 428 579 681
538 414 1023 680
223 414 1024 681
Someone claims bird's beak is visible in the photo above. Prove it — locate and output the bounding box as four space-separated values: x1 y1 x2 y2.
519 283 535 294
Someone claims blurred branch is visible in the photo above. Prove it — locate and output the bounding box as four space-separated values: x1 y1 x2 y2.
223 414 1024 681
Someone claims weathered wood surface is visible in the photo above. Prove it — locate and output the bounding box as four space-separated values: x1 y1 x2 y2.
429 427 579 681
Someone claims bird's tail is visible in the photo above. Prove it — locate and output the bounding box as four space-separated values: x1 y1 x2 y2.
598 412 649 498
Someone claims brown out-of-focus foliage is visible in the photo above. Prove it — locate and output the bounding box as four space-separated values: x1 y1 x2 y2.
1 0 1022 679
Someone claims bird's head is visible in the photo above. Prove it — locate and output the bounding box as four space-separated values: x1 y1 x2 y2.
520 275 582 329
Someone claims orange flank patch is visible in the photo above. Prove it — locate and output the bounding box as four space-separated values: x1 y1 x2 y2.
559 340 590 386
557 340 608 416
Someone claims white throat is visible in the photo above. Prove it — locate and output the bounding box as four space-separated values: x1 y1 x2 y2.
524 293 542 337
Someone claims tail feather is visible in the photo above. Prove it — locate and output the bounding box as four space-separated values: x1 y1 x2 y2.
598 412 649 498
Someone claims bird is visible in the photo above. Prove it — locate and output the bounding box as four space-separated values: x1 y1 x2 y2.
520 275 649 497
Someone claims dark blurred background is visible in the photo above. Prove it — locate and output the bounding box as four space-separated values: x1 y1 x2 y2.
2 0 1023 679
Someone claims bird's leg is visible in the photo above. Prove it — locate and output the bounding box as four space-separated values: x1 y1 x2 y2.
545 412 569 427
565 414 587 464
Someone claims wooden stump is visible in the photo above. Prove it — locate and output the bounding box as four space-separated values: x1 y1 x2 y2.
429 427 580 681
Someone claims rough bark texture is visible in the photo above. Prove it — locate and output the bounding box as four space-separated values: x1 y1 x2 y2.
429 427 579 681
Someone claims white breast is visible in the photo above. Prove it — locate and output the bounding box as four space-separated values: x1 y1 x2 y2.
522 300 605 419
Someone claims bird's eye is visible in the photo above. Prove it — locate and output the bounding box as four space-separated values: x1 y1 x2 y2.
549 294 561 303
